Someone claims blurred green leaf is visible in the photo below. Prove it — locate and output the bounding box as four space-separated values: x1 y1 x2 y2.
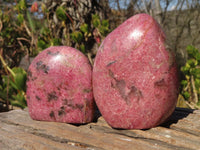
181 80 188 87
0 10 3 17
2 14 10 23
70 31 83 43
195 53 200 62
187 45 199 58
181 66 189 74
17 14 24 25
38 39 49 50
92 14 100 28
93 20 100 28
11 92 26 109
80 44 86 53
183 91 190 100
0 86 7 100
41 3 48 13
92 14 99 20
40 27 50 36
16 0 27 12
197 101 200 106
187 59 197 68
2 75 10 88
27 10 35 33
99 26 109 36
0 67 27 109
12 67 27 91
190 68 200 78
80 24 89 33
180 45 200 107
195 78 200 89
1 75 18 101
102 20 109 28
56 6 67 21
51 38 62 46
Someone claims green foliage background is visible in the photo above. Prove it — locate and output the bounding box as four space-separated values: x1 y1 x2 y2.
0 0 110 110
178 45 200 109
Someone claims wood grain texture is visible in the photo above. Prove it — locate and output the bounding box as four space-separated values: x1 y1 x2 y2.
0 108 199 150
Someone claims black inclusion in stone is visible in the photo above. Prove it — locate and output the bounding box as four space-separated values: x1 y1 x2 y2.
47 51 59 56
27 70 37 81
39 64 49 74
27 70 32 78
27 96 30 100
35 95 41 101
49 111 55 118
109 69 143 104
36 61 43 69
106 60 117 67
154 78 165 87
58 106 66 116
75 104 84 111
62 98 84 111
36 61 50 74
47 91 58 102
83 88 91 93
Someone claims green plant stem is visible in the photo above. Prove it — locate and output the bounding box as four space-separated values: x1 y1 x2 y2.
191 75 198 104
6 76 10 110
0 52 16 78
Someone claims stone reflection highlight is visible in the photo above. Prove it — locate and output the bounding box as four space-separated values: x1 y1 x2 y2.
129 29 143 41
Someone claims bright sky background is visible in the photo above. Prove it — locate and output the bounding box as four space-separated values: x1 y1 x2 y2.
109 0 190 11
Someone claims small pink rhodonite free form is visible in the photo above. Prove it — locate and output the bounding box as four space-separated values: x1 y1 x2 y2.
26 46 94 123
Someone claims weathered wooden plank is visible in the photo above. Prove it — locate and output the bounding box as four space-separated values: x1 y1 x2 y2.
0 108 199 150
145 127 200 149
0 109 165 150
170 109 200 137
88 108 200 150
90 118 200 150
0 122 83 150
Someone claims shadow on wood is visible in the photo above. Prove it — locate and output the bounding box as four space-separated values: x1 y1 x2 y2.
161 107 195 128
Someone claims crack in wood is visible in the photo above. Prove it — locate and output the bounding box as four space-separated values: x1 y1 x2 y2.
170 126 200 137
89 124 194 150
0 109 199 150
30 132 104 150
0 118 104 150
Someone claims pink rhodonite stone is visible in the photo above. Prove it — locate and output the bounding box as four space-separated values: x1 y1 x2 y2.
26 46 94 123
93 13 179 129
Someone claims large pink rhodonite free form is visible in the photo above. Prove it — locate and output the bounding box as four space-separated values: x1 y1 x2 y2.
93 14 179 129
26 46 94 123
